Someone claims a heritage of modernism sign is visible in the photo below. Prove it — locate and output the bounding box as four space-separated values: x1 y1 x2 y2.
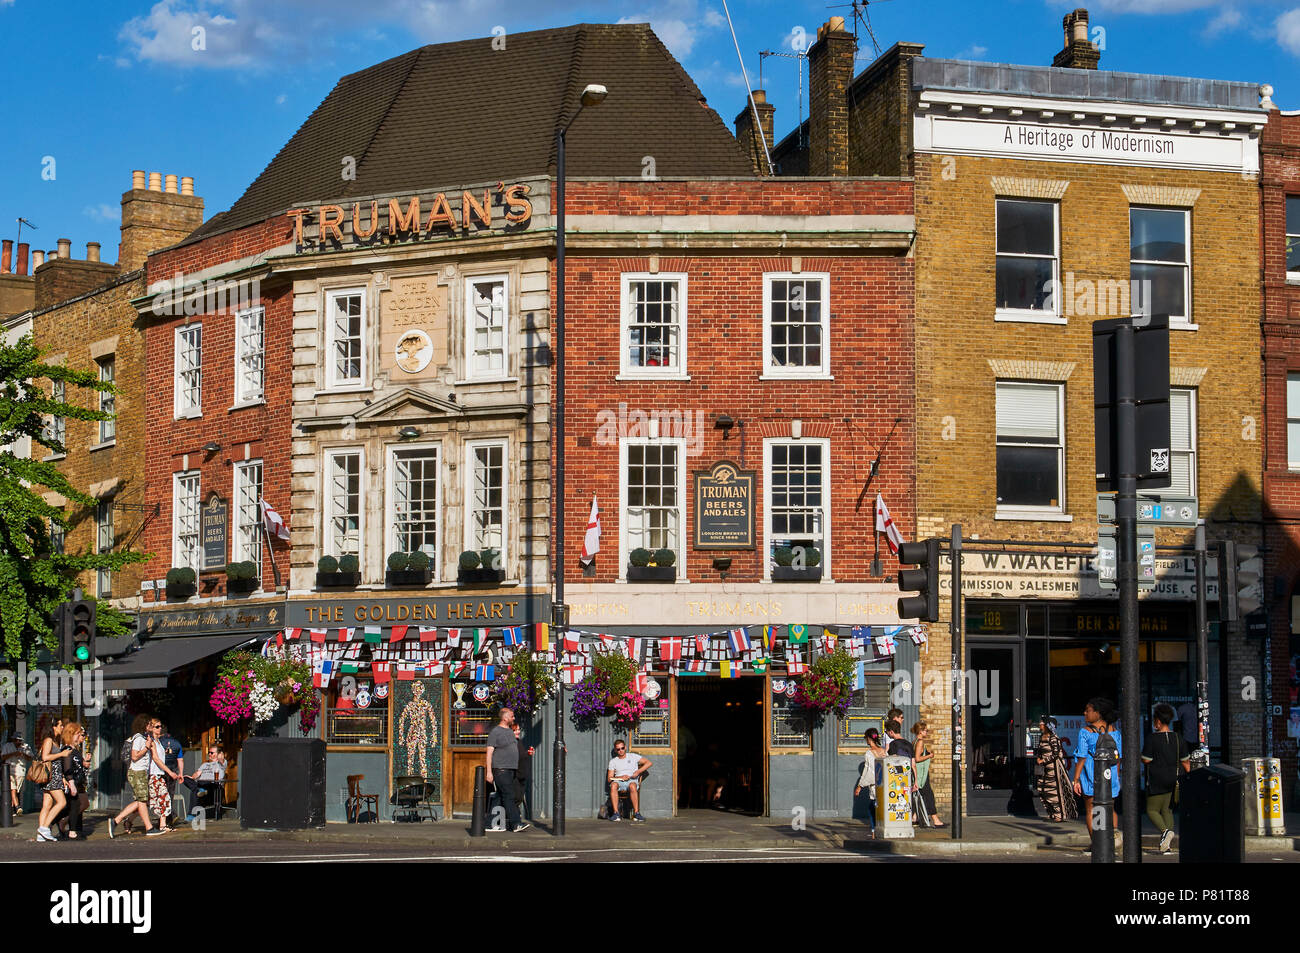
693 460 756 550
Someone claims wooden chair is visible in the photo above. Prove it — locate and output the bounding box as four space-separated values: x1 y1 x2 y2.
347 774 379 823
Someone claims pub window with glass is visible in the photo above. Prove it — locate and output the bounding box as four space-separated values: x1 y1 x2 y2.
466 440 506 566
765 438 829 576
173 471 202 571
326 449 363 561
235 305 266 403
995 199 1059 318
1130 206 1190 325
839 659 894 747
622 274 685 375
326 289 366 388
764 273 830 375
623 439 684 575
389 444 439 571
174 324 202 418
995 381 1064 514
323 650 389 746
466 276 508 378
233 459 264 576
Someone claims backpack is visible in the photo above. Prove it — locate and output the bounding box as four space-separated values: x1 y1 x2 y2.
121 733 144 768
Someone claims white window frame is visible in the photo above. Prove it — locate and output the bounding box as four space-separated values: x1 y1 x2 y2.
47 379 66 451
762 437 832 581
464 438 509 567
762 272 832 378
172 470 202 571
619 436 688 581
232 459 264 578
386 442 441 573
465 275 510 380
1130 205 1192 328
619 273 688 379
994 381 1067 519
1287 373 1300 471
1165 388 1197 499
97 355 115 444
174 324 203 418
994 199 1062 324
324 448 365 564
1286 195 1300 280
325 288 368 389
49 517 65 555
234 306 266 405
96 500 113 599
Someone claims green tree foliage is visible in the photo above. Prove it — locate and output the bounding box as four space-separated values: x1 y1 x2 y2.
0 335 148 662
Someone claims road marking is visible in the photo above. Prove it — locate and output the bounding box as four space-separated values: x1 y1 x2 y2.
2 852 371 863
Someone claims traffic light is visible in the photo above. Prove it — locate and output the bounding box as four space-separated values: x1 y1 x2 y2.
897 538 941 623
1217 541 1264 627
63 597 96 666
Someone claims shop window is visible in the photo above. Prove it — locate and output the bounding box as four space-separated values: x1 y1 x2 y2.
388 444 439 570
839 661 894 745
465 440 506 562
621 274 686 376
1288 374 1300 471
235 306 265 403
771 680 811 747
96 355 115 443
621 439 685 577
764 273 830 375
995 199 1058 319
324 675 389 745
174 324 202 418
466 276 508 378
326 288 366 388
450 690 494 745
233 460 263 576
632 686 671 747
1287 196 1300 277
765 438 829 577
325 449 363 561
96 500 113 599
172 471 202 572
1130 206 1190 324
995 381 1064 515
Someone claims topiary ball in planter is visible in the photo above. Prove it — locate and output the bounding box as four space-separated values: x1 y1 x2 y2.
387 552 410 572
629 547 652 568
407 550 430 572
224 561 241 579
318 555 339 574
459 550 481 570
773 546 795 567
479 549 501 572
338 554 359 574
803 547 822 567
241 560 259 580
652 548 676 567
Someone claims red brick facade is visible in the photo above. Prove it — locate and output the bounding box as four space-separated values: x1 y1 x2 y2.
1261 109 1300 785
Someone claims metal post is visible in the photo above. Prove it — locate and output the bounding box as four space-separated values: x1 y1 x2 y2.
1091 732 1117 863
950 523 963 839
0 736 11 828
1193 522 1210 768
552 125 567 837
1115 322 1141 864
470 765 487 836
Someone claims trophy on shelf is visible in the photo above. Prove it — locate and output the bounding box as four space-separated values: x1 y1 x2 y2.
452 681 468 710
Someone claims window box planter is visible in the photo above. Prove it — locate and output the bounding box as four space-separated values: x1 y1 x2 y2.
626 566 676 583
227 576 260 594
165 583 196 601
317 572 362 589
457 568 506 586
772 567 823 583
386 569 433 588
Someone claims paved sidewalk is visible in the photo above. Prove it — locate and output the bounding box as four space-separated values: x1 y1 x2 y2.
2 808 1295 856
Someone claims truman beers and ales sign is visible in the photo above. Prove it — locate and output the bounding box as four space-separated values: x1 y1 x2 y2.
202 493 228 571
693 461 755 550
289 181 535 250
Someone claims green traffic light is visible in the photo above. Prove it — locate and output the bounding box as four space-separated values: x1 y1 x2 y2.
75 645 90 662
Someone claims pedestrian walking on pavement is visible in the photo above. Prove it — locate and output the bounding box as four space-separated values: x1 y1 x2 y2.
34 719 70 842
145 719 182 832
855 728 886 828
513 724 534 821
1142 703 1190 854
485 707 529 832
1034 716 1077 822
1072 698 1122 848
913 721 944 827
52 723 88 839
2 733 32 815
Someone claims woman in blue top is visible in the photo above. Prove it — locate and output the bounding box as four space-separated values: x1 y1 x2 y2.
1071 698 1121 839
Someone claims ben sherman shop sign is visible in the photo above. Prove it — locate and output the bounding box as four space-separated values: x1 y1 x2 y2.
938 551 1219 601
918 115 1257 173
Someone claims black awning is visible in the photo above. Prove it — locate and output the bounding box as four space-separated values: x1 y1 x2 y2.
97 633 261 689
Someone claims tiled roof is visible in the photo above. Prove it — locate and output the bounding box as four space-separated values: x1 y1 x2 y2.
188 23 752 242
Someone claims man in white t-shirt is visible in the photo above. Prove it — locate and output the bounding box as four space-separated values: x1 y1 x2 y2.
606 739 652 822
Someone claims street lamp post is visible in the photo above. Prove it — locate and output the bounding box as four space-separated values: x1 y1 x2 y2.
553 83 606 836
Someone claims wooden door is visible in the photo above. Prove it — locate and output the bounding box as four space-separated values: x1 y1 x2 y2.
450 750 484 815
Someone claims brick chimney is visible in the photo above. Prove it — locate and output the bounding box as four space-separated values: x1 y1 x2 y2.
118 170 204 272
808 17 857 176
1052 8 1100 70
734 89 777 175
34 238 119 310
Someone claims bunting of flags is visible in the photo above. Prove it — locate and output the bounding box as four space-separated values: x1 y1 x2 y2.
728 627 751 655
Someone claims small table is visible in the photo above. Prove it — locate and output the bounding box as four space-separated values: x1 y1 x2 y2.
391 776 438 822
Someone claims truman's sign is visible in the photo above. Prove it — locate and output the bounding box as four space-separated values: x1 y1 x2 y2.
289 182 535 250
917 115 1255 174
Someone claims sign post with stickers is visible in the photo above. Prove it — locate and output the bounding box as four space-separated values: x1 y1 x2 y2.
1094 312 1170 866
876 755 915 838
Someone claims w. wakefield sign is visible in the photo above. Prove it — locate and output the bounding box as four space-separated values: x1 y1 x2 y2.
289 181 536 250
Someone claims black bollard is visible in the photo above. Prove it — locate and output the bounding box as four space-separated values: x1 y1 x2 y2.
0 753 11 828
1091 732 1117 864
469 765 487 837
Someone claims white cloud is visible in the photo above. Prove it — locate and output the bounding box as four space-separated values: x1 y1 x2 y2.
956 44 989 59
703 8 725 28
1205 6 1244 36
1279 7 1300 54
1075 0 1219 12
82 204 118 222
275 92 287 104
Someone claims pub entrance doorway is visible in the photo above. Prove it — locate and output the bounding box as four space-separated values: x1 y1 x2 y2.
675 676 765 815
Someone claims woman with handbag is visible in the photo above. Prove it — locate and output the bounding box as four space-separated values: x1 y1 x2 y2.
912 720 944 827
32 719 70 842
52 723 88 840
1142 703 1191 854
1034 716 1078 822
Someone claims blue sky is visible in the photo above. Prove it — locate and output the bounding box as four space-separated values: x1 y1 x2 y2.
1 0 1297 264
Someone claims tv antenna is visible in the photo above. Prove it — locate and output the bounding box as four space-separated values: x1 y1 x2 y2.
826 0 897 58
16 217 38 249
758 48 808 150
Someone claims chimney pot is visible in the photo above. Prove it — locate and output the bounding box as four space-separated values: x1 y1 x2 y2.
752 89 767 105
827 15 846 32
132 170 146 190
148 172 162 192
181 176 194 196
1054 8 1099 69
47 249 57 262
57 238 71 259
17 243 28 275
1 239 11 274
30 249 43 270
165 174 178 194
86 242 101 263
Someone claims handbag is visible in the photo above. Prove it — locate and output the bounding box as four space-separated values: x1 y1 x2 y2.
28 757 49 786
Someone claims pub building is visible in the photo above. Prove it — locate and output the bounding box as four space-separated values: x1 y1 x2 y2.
766 11 1268 812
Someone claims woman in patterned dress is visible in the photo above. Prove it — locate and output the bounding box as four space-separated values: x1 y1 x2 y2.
1035 716 1077 822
